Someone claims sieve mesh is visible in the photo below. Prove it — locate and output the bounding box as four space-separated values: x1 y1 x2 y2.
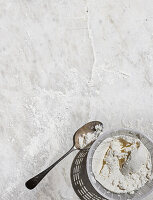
87 129 153 200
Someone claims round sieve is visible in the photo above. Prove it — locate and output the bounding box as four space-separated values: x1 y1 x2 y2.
87 129 153 200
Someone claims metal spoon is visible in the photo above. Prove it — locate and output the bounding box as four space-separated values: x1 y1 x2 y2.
25 121 103 190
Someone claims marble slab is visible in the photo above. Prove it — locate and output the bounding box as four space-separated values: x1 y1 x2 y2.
0 0 153 199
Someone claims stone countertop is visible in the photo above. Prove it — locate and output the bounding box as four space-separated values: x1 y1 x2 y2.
0 0 153 200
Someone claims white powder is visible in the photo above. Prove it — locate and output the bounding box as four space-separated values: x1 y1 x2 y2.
79 124 103 149
92 135 152 194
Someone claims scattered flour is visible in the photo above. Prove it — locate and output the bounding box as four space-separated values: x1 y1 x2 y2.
92 135 152 194
79 124 103 149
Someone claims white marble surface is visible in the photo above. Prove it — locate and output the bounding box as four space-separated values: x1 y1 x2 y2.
0 0 153 199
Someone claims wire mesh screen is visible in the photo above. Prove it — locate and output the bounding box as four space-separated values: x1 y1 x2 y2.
87 129 153 200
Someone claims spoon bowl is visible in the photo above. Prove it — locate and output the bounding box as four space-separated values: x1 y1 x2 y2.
74 121 103 149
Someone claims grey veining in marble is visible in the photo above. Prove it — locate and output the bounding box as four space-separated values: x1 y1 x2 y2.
0 0 153 200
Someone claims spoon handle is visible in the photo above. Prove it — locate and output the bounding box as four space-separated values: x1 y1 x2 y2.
25 146 75 190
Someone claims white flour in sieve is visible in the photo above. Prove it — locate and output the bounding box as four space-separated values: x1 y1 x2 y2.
92 135 153 194
79 124 103 149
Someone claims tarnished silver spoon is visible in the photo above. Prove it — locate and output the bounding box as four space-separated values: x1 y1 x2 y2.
25 121 103 190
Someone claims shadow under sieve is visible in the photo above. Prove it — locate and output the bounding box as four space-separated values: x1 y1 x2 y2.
71 149 107 200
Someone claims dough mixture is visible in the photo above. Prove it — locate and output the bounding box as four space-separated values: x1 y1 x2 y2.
92 135 152 194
